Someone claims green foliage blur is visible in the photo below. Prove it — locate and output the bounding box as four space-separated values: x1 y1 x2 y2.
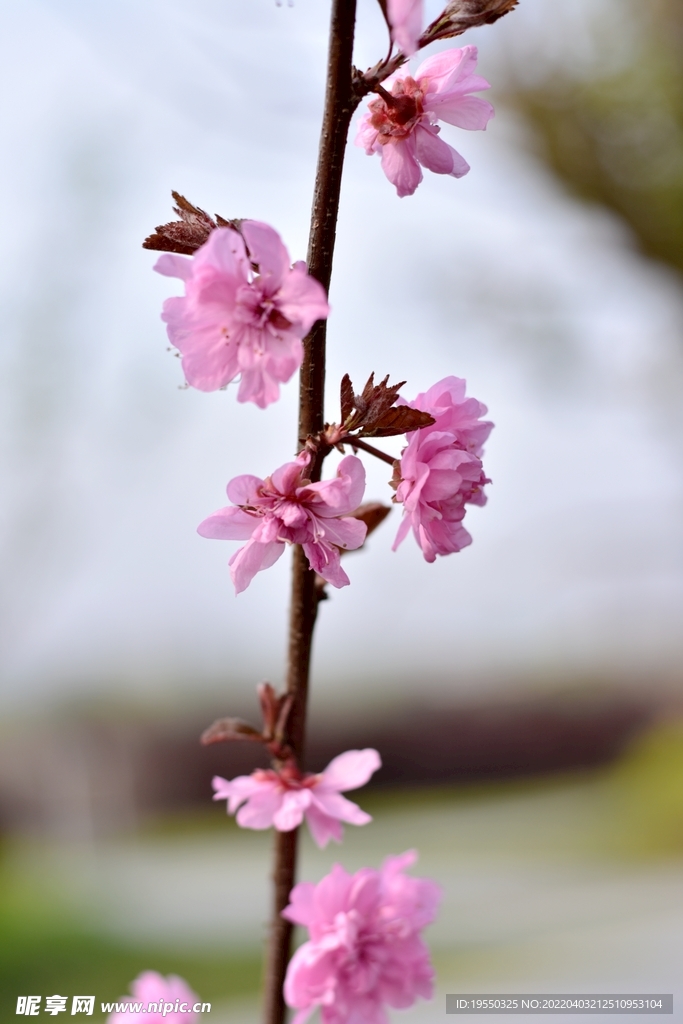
510 0 683 274
0 862 261 1022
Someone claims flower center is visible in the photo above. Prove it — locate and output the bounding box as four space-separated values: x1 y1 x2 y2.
252 763 319 791
368 76 425 143
236 284 293 333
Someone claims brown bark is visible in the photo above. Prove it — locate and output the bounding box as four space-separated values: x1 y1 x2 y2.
262 3 358 1023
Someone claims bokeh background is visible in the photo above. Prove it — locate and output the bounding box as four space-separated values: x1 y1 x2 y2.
1 0 682 1019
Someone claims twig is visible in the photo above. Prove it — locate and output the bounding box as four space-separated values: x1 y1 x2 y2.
262 3 358 1022
346 436 398 466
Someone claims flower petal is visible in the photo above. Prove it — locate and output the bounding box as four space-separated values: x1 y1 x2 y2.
317 515 367 551
273 789 311 832
304 803 343 849
153 253 193 280
303 541 350 589
229 538 284 593
417 45 480 95
311 790 372 827
431 94 495 131
197 506 258 541
319 749 381 792
380 138 423 198
235 787 284 829
415 125 470 178
226 474 263 506
277 266 330 335
212 774 275 815
240 220 289 290
387 0 423 56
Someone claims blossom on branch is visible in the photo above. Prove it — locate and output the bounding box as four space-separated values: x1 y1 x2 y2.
106 972 199 1023
387 0 423 56
355 46 493 197
393 376 493 561
213 748 380 848
154 222 329 407
197 451 367 593
283 851 441 1024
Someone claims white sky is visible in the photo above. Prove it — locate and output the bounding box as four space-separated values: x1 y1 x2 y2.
1 0 682 711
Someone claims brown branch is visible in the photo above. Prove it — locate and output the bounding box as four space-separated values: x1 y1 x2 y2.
262 3 358 1023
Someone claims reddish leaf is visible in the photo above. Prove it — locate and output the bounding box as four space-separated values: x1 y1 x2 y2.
341 372 408 434
361 374 406 429
340 374 355 424
424 0 518 43
216 214 243 232
143 192 242 256
346 502 392 536
143 192 216 255
200 716 262 746
257 682 279 738
363 405 435 437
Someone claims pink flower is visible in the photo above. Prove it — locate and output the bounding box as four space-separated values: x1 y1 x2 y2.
283 851 441 1024
355 46 494 197
213 749 381 848
154 221 329 407
393 376 493 561
106 972 199 1023
387 0 423 56
197 451 367 593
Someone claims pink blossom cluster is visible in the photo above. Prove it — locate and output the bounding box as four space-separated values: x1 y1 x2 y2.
356 47 493 197
283 851 441 1024
197 451 367 593
106 973 199 1023
213 748 381 848
393 376 493 561
155 222 329 407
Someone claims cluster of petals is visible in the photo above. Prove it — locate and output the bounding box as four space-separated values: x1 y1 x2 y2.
386 0 423 56
107 972 199 1023
393 376 493 562
213 748 381 849
197 451 367 593
355 46 494 197
283 850 441 1024
154 221 329 408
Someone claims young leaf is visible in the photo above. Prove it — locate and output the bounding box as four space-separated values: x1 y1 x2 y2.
200 716 263 746
341 373 355 424
362 404 435 437
346 502 392 536
424 0 518 43
358 373 406 432
143 191 217 255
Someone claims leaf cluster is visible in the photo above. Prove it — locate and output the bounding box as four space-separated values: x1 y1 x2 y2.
143 191 240 255
340 373 434 438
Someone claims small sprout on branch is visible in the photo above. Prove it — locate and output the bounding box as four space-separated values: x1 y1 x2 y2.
200 682 295 763
258 682 294 749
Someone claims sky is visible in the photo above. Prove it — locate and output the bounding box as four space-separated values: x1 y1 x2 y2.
1 0 682 713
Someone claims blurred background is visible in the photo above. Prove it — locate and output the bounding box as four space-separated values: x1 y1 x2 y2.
1 0 682 1019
